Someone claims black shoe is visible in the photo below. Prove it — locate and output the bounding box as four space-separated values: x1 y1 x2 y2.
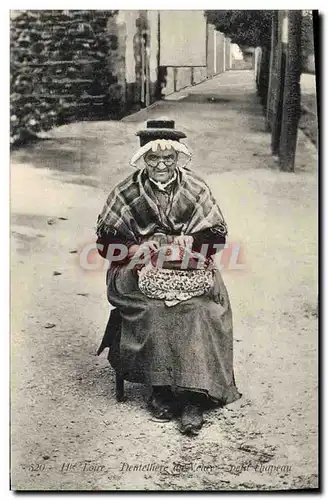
179 403 204 435
149 387 177 421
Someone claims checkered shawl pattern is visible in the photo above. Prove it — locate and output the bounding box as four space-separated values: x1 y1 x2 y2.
96 166 227 244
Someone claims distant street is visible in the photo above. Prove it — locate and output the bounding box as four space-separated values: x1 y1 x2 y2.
301 73 316 95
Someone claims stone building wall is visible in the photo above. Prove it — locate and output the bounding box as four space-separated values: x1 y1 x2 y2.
10 10 119 144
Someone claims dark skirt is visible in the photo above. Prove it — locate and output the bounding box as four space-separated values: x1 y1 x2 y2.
101 264 241 406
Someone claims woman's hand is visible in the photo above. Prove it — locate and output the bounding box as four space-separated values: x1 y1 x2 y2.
173 235 194 248
128 240 159 259
139 240 159 253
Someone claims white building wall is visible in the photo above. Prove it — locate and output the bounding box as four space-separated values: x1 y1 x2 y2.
117 10 138 84
159 10 207 67
147 10 159 84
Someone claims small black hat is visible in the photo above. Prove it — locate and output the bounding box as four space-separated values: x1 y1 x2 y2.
136 119 187 147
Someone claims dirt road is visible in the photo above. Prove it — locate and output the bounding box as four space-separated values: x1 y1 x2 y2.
11 71 318 491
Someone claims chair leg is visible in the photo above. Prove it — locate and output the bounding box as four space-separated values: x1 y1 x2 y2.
115 373 125 402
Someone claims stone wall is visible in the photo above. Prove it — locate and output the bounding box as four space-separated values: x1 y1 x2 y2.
161 66 207 97
176 68 193 91
193 67 207 85
10 10 118 145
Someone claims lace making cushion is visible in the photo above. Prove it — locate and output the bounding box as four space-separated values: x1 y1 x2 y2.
138 266 214 307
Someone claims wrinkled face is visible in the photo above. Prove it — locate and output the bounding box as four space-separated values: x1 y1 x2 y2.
144 148 178 183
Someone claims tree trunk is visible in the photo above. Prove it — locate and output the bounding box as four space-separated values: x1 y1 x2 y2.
266 11 278 131
255 47 262 89
279 10 302 172
271 10 287 155
257 47 271 108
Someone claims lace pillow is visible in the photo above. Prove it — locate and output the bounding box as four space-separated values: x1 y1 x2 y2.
138 266 214 306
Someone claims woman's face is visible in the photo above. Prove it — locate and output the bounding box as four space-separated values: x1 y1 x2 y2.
144 148 178 183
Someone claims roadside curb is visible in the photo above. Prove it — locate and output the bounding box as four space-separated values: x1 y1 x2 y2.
120 100 163 123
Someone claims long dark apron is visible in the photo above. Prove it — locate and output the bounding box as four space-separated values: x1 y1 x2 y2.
98 264 241 405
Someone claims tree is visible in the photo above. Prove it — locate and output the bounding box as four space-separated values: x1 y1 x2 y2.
270 11 287 155
279 11 302 171
206 10 304 172
205 10 273 48
205 11 274 108
266 11 278 130
301 11 315 72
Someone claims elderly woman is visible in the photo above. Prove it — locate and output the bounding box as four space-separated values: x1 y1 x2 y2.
96 119 241 435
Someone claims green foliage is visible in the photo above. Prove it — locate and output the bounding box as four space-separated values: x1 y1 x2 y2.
205 10 274 48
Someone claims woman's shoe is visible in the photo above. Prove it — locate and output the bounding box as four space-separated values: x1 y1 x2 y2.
179 403 204 435
149 387 177 421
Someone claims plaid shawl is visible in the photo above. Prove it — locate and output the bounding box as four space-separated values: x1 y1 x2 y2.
96 166 227 244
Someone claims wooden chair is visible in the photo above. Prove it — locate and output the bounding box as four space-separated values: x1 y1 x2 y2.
97 308 125 402
115 373 125 402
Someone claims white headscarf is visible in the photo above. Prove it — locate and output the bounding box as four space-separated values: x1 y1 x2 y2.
130 139 192 169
